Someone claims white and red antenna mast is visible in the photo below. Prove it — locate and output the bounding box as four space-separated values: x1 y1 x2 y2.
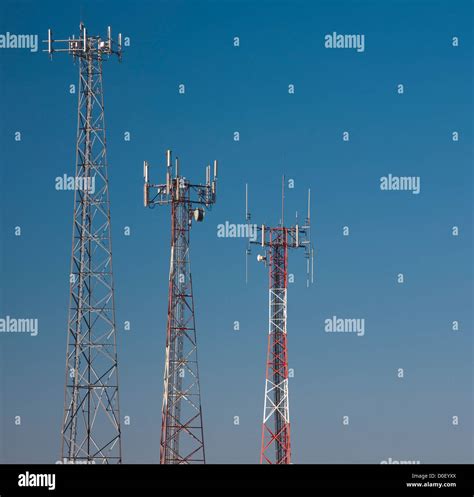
248 178 313 464
144 150 218 464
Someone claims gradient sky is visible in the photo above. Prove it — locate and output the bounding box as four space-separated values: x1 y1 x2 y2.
0 0 472 464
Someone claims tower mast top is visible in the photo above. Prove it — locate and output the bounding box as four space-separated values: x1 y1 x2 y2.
43 23 123 61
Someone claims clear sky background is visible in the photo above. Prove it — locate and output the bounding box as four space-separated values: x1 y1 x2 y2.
0 0 472 463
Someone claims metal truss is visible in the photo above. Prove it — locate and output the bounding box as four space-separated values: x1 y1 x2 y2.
251 188 312 464
144 150 218 464
44 24 123 463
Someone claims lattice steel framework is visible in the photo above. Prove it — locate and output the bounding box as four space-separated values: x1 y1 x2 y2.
251 189 312 464
144 150 218 464
44 24 123 463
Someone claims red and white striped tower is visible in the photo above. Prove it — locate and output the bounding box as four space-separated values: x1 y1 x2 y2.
143 150 218 464
251 185 312 464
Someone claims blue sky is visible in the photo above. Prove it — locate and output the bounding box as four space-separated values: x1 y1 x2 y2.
0 0 472 463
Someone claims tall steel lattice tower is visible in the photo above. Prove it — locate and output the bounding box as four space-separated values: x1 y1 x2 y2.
44 24 123 463
144 150 218 464
248 182 313 464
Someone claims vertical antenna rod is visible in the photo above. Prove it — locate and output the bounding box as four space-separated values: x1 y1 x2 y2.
144 150 218 464
252 186 312 464
281 175 285 227
44 24 124 463
245 183 252 284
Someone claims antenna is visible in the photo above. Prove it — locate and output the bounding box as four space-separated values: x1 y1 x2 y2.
281 175 285 227
245 183 249 221
47 28 52 55
143 160 149 182
307 188 311 225
249 179 314 465
245 183 251 284
143 151 218 464
143 161 149 207
43 23 122 59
